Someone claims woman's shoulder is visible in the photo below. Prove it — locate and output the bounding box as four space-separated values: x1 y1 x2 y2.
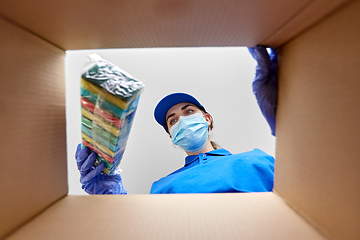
233 148 273 157
222 148 275 166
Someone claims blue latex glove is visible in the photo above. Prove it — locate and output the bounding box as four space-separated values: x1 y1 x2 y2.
248 45 278 136
75 143 127 194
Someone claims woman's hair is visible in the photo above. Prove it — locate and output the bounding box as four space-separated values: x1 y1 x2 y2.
165 105 221 150
199 109 221 150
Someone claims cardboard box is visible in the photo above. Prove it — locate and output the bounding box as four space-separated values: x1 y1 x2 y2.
0 0 359 239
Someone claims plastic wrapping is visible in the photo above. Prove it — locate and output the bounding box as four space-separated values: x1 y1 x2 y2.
80 54 144 174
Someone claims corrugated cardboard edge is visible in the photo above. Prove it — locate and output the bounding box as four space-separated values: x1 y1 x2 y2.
0 0 339 50
6 193 328 240
0 16 68 239
263 0 351 46
275 1 360 239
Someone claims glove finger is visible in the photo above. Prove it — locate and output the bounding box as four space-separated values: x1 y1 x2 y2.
248 45 268 60
247 47 255 57
76 146 90 170
75 144 85 170
81 163 105 183
75 143 81 159
80 152 97 176
269 49 278 77
78 147 90 162
255 47 270 64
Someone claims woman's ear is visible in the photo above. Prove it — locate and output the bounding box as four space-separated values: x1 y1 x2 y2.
204 113 212 125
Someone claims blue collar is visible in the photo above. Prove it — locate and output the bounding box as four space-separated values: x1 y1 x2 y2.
184 148 232 166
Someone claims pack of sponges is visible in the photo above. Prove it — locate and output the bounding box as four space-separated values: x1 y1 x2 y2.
80 54 144 175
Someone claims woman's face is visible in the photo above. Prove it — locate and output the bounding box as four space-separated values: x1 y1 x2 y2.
165 102 211 136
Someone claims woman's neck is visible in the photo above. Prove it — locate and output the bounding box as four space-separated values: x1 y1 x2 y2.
185 139 214 156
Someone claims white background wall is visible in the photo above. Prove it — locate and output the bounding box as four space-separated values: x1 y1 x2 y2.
65 47 276 195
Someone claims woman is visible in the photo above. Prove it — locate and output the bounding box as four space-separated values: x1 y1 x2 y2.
75 45 277 194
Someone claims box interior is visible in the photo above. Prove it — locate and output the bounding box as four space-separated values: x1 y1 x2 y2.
0 0 350 49
1 0 359 239
6 193 327 240
275 1 360 239
0 16 67 239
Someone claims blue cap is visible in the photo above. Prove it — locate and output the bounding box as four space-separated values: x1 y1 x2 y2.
154 93 205 132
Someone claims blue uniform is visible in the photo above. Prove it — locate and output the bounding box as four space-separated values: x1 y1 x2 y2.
150 148 274 194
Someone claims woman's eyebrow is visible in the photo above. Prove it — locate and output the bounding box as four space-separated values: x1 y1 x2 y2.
166 113 175 122
181 104 193 111
166 105 193 122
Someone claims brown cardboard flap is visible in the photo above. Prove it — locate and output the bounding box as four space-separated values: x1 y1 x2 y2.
263 0 350 46
0 17 67 238
6 193 326 240
0 0 345 50
275 1 360 240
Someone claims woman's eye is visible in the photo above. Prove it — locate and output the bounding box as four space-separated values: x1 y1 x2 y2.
170 118 177 125
186 109 194 114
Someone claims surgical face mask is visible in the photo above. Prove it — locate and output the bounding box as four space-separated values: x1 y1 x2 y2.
169 113 209 152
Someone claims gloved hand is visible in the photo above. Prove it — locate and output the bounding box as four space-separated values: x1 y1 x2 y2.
75 143 127 194
248 45 278 136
